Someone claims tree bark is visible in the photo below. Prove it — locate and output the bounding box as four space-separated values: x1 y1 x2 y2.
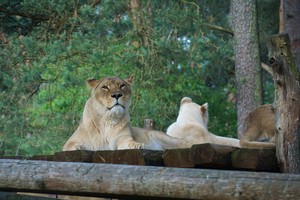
281 0 300 71
231 0 262 138
279 0 284 33
0 159 299 199
267 34 300 173
128 0 152 47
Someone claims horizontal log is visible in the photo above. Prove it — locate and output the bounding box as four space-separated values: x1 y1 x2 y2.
92 149 145 165
231 148 279 172
30 155 54 161
1 144 280 172
0 159 299 200
1 143 281 172
30 150 164 167
162 148 194 168
190 143 237 169
54 150 94 162
140 149 164 166
0 192 55 200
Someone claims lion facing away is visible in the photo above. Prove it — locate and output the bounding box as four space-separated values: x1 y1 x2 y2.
63 75 192 151
166 97 240 148
239 104 275 149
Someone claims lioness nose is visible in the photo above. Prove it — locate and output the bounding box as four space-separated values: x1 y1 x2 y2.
111 93 123 99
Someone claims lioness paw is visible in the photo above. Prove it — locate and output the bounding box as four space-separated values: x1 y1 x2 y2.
75 144 87 150
128 142 144 149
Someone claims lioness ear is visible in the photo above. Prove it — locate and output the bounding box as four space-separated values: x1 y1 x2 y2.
200 103 208 113
87 78 99 88
180 97 192 105
125 75 134 84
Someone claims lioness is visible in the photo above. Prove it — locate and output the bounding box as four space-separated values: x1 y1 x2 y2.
63 75 192 151
166 97 240 148
239 104 275 149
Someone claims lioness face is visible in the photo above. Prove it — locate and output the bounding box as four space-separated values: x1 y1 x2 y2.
88 76 133 116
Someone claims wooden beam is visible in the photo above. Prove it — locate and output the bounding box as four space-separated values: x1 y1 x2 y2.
0 192 55 200
54 150 94 162
0 159 299 199
140 149 164 166
163 148 194 168
190 143 237 169
1 144 281 172
231 148 279 172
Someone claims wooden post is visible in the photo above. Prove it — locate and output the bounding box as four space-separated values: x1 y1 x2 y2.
267 33 300 173
281 0 300 70
143 118 154 130
0 159 300 199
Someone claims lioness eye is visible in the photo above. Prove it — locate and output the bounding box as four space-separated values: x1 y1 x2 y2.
101 85 109 90
120 84 126 89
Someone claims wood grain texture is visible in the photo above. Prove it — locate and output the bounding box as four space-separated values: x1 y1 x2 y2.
232 148 279 172
0 159 299 199
267 34 300 173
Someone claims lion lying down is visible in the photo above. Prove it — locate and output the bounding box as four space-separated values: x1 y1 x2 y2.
166 97 240 148
63 75 192 151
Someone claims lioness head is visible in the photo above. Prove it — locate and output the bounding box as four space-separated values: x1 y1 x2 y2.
180 97 209 128
87 75 133 118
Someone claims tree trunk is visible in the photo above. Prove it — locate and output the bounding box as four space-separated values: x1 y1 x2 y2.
267 34 300 173
279 0 284 33
0 159 299 199
281 0 300 71
128 0 152 47
231 0 262 138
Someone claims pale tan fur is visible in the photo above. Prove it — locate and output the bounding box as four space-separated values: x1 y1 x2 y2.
166 97 240 148
240 104 275 149
63 76 192 151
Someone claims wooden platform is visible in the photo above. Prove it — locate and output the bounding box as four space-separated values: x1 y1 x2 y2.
1 143 279 172
0 143 294 199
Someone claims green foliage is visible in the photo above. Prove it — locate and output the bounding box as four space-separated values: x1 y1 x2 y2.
0 0 278 156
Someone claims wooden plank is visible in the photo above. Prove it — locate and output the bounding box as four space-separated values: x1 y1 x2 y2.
231 148 279 172
30 155 54 161
0 144 280 172
0 192 55 200
0 156 28 160
141 149 164 166
162 148 194 168
92 149 164 166
190 143 237 169
92 149 145 165
54 150 94 162
0 159 299 200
